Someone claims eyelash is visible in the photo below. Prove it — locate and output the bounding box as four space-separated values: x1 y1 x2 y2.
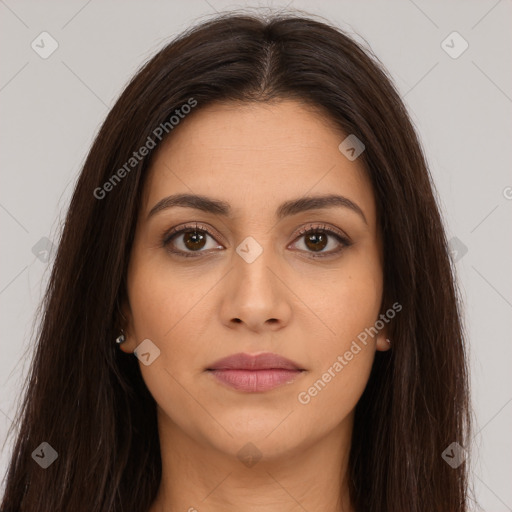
161 222 352 259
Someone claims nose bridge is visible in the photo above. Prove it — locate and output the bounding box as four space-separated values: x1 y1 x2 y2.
221 233 291 331
233 235 278 305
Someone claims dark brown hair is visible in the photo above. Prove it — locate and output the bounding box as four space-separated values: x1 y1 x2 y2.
1 11 471 512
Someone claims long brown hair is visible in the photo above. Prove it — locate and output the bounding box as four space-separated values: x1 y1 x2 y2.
1 11 471 512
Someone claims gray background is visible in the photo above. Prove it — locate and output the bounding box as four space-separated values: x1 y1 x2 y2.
1 0 511 509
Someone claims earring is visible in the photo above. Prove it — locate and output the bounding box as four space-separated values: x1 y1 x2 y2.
115 331 126 345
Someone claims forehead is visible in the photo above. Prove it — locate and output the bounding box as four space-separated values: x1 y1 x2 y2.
142 100 376 227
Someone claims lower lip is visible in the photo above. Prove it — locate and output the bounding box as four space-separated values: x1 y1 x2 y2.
207 369 303 392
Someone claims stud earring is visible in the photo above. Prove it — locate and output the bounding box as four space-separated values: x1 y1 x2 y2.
115 331 126 345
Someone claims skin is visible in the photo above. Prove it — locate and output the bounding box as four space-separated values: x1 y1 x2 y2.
120 100 391 512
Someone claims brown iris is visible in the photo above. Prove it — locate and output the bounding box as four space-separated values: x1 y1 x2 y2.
304 231 328 252
183 230 207 251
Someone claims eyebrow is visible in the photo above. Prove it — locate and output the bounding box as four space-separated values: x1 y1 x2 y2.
147 193 367 224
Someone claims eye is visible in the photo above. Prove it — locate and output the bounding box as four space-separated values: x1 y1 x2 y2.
161 222 351 259
289 224 351 258
162 223 223 258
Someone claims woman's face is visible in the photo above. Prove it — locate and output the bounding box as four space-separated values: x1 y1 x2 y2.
122 100 390 460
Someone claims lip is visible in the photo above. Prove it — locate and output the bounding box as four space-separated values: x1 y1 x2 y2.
206 352 305 393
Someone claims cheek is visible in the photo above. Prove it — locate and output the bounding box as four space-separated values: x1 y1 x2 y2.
296 349 374 428
126 253 230 400
294 245 383 348
127 259 212 357
295 290 379 425
294 253 382 413
126 261 217 435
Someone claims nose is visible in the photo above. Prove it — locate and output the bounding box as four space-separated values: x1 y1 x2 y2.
219 246 292 334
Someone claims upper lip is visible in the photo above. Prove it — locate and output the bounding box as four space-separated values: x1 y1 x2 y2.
207 352 304 371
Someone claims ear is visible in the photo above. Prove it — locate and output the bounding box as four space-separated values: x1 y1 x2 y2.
375 324 392 352
117 298 137 354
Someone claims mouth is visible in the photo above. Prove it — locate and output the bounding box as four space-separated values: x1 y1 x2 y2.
206 352 306 393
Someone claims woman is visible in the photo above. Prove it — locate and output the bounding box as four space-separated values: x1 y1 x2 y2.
0 11 471 512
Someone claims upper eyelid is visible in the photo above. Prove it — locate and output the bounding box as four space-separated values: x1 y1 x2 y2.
163 222 225 245
296 223 350 242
